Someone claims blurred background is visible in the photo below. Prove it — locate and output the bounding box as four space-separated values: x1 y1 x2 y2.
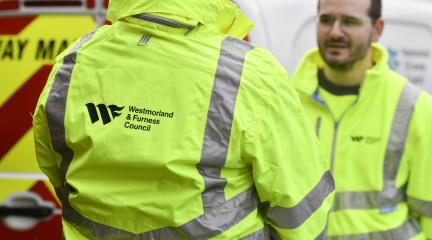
0 0 431 238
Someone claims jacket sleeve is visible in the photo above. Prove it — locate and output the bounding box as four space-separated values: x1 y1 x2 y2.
33 62 64 188
405 92 432 239
244 48 335 239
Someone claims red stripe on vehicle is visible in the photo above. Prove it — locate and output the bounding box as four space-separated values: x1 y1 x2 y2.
0 0 19 11
31 181 61 208
0 65 52 160
87 0 95 8
0 16 36 35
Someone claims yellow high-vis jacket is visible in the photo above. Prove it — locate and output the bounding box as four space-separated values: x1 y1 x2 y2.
293 44 432 240
32 0 334 239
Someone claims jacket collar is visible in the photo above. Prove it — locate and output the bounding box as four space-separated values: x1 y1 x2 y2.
107 0 254 39
294 44 390 98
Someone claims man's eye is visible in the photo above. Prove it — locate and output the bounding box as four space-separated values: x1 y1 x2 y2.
319 16 334 25
342 18 361 27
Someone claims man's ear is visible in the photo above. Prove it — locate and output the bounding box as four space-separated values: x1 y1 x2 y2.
372 18 384 42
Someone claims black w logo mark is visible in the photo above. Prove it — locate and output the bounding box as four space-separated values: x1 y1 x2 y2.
351 136 364 142
86 103 124 125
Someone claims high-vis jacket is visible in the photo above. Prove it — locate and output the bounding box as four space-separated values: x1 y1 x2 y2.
32 0 334 239
293 44 432 240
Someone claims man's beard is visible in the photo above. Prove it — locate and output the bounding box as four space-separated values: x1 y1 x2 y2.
319 38 372 72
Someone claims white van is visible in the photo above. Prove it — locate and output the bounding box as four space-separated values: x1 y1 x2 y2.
235 0 432 93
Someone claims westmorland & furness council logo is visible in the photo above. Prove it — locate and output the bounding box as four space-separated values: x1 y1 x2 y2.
86 103 124 125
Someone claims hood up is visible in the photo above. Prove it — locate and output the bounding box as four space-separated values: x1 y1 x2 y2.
107 0 254 39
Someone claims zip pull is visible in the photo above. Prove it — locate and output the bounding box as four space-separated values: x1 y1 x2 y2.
133 13 196 35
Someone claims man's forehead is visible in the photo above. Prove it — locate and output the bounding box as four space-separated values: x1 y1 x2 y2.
318 0 370 17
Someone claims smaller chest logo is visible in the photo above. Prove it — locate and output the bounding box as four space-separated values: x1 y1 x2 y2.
86 103 124 125
351 136 381 145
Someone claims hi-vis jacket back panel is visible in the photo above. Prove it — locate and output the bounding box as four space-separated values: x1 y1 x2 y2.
293 45 432 240
33 0 335 239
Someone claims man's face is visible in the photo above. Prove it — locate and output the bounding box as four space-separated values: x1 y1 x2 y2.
317 0 379 71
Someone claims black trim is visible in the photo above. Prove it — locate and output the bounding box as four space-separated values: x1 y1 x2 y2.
318 70 360 96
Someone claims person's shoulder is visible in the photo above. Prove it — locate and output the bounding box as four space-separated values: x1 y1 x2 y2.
416 88 432 113
236 45 292 101
386 68 408 82
244 47 288 81
246 47 283 67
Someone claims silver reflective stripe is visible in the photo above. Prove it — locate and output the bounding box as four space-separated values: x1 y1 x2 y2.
239 226 269 240
179 187 258 238
48 36 257 239
56 186 183 240
408 197 432 218
58 187 258 240
327 218 420 240
181 36 255 239
333 187 405 211
269 227 283 240
381 83 421 209
267 171 335 228
315 229 325 240
332 83 421 211
197 36 253 206
45 31 95 180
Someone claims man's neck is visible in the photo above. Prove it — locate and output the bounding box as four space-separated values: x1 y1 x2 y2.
323 49 373 86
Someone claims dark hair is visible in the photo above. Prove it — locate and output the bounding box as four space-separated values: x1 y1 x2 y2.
317 0 382 23
368 0 382 23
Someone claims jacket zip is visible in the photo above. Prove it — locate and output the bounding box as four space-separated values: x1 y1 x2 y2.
133 13 195 34
328 96 360 172
306 88 359 172
330 122 339 172
315 117 322 138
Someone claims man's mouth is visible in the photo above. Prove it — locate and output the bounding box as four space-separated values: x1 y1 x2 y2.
326 43 349 48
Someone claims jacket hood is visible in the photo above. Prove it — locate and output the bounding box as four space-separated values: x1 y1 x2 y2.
294 43 390 95
107 0 254 39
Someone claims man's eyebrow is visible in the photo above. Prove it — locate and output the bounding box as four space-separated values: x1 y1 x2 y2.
342 15 361 20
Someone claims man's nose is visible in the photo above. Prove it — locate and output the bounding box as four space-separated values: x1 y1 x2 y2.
329 21 345 37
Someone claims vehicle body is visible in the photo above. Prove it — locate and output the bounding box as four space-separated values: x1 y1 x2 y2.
0 0 105 238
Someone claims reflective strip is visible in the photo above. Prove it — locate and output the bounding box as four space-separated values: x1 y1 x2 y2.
327 218 420 240
181 36 255 238
48 36 257 239
331 83 421 211
58 187 258 240
267 171 335 229
315 229 325 240
269 226 282 240
333 187 405 211
239 226 269 240
57 185 184 240
179 187 258 238
198 36 253 206
45 31 94 179
381 83 421 209
408 197 432 218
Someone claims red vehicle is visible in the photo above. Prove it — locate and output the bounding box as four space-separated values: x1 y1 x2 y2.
0 0 106 238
